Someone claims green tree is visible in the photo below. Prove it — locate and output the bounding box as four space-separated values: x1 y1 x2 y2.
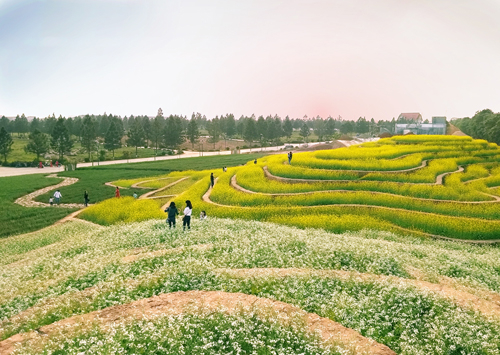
257 116 268 147
314 119 326 141
25 129 50 160
225 113 236 137
81 115 97 160
51 117 73 161
187 115 200 149
0 127 13 163
356 117 369 134
127 119 145 157
142 116 152 148
152 109 165 157
243 117 258 148
325 117 336 138
104 119 123 159
300 122 310 142
0 116 11 132
14 114 29 137
207 117 221 149
30 117 41 132
283 116 293 139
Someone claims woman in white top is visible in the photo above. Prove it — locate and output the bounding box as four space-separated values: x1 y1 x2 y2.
183 200 193 231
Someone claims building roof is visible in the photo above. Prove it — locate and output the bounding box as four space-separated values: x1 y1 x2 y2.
398 113 422 121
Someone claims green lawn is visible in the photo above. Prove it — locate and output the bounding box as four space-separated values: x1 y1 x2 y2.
0 175 76 238
35 153 264 205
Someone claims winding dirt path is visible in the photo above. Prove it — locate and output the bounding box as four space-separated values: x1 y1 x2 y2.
0 291 395 355
14 174 85 208
202 179 500 244
231 174 500 204
139 176 189 200
263 165 464 186
215 268 500 318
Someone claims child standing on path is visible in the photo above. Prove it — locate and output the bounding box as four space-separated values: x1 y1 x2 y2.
53 190 62 204
49 197 54 206
182 200 193 231
165 202 179 228
115 187 120 198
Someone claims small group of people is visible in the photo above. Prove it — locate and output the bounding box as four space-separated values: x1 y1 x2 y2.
287 151 293 164
49 190 62 205
164 200 202 230
38 161 60 169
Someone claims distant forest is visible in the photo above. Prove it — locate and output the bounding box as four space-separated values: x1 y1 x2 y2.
0 111 397 157
451 109 500 145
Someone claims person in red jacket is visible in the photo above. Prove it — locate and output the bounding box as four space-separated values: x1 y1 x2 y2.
115 187 120 198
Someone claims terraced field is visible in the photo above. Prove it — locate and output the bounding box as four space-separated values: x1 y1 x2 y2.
5 135 500 354
111 135 499 242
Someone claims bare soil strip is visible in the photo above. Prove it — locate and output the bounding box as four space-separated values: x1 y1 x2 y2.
264 165 465 186
15 174 84 208
215 268 500 318
139 176 189 199
0 291 395 355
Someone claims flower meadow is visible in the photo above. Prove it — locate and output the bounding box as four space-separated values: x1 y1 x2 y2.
2 218 500 354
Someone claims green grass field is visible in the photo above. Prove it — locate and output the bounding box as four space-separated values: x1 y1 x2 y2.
1 154 264 238
0 175 76 238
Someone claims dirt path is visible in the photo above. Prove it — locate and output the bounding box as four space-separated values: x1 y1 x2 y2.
202 178 500 244
264 165 465 186
0 291 395 355
15 174 85 208
215 268 500 318
139 176 189 199
231 174 500 204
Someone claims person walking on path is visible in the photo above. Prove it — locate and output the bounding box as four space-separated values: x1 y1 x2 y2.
182 200 193 231
115 186 120 198
84 190 89 207
288 151 293 164
55 161 59 168
210 173 214 187
53 190 62 204
165 202 179 228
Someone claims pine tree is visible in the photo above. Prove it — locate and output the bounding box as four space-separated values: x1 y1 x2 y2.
25 129 50 160
152 109 165 157
127 119 145 157
163 115 184 149
81 115 97 160
243 117 258 148
300 122 310 142
104 119 123 159
0 127 13 163
207 117 221 149
283 116 293 139
187 116 200 149
51 117 73 161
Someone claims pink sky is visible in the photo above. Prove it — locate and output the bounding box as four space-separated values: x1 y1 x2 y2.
1 0 499 121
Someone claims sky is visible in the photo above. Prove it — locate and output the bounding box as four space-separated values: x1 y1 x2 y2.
1 0 500 121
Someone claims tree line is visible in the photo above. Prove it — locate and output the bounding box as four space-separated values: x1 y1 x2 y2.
451 109 500 145
0 110 396 164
